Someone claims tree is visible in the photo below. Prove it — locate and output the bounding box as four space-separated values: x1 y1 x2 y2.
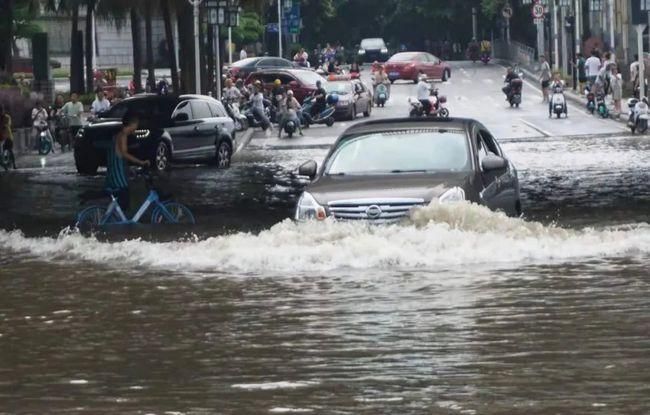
130 7 143 92
231 11 264 47
160 0 179 92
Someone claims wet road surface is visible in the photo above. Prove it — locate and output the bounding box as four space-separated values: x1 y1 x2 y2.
1 61 649 414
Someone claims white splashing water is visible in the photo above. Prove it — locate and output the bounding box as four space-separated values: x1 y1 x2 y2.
1 202 649 274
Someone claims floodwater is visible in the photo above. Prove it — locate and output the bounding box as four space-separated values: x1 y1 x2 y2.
1 133 650 414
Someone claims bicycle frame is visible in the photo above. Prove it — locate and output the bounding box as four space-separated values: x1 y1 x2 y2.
102 189 175 224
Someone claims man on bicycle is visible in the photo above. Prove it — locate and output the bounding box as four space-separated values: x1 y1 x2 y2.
106 112 149 211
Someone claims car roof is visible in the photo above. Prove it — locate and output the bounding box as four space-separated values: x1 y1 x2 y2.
251 68 312 74
337 117 475 139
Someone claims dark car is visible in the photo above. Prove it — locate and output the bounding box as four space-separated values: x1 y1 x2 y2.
227 57 296 80
294 118 521 222
74 94 236 175
245 68 326 104
325 78 373 120
357 38 389 63
384 52 452 83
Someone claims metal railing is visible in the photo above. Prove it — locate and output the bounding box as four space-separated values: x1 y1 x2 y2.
493 40 538 72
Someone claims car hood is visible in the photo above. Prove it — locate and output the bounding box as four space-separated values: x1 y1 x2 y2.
308 172 471 205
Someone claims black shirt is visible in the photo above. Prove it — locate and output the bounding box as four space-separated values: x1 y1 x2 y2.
315 87 327 104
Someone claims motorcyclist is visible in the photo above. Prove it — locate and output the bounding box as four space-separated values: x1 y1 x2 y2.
480 39 491 61
373 65 390 99
293 48 309 67
249 81 270 131
548 72 566 117
502 67 519 100
277 90 303 137
416 72 432 115
31 101 52 146
223 78 243 103
271 79 285 110
468 38 479 62
311 80 328 117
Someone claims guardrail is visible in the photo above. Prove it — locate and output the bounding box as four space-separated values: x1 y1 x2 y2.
493 40 538 72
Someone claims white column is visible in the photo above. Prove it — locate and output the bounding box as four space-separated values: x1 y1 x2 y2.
92 11 97 69
553 2 560 71
537 20 545 59
472 8 477 40
278 0 282 57
193 0 201 94
174 14 180 75
561 6 568 75
608 0 615 51
637 24 646 100
575 0 581 53
216 24 221 99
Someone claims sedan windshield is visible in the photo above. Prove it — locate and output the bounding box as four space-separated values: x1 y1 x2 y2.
388 52 419 62
232 57 258 67
361 39 386 50
326 82 352 95
326 129 470 175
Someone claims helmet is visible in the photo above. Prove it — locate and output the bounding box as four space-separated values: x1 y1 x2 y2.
254 80 262 86
274 79 281 86
326 94 339 105
287 90 294 96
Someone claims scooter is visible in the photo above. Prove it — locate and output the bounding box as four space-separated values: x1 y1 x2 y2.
374 83 389 107
224 99 249 132
506 78 523 108
480 53 490 65
281 109 299 138
627 97 649 134
550 85 568 118
596 93 609 118
585 89 596 114
241 100 272 131
301 95 336 127
408 88 449 118
36 122 55 155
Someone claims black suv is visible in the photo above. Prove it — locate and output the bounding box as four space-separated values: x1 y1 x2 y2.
74 94 236 174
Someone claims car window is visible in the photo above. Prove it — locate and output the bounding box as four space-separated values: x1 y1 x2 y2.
325 82 352 95
476 133 490 169
360 38 385 50
105 101 129 119
388 52 419 62
152 98 178 127
172 100 192 120
191 100 213 120
233 57 257 67
479 130 501 155
325 129 470 175
431 55 441 64
209 101 228 118
272 58 289 67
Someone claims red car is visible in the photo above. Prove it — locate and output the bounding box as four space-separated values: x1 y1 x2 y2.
384 52 451 84
245 68 327 103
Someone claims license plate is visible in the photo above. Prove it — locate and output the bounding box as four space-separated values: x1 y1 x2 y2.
389 72 400 77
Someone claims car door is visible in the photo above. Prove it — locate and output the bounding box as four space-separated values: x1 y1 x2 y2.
167 100 195 160
208 100 235 142
190 100 220 158
475 127 515 212
430 54 444 79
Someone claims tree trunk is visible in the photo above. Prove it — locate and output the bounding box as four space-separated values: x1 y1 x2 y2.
0 0 14 74
145 5 155 91
161 0 179 93
130 7 143 93
85 1 95 94
177 2 194 93
70 3 83 93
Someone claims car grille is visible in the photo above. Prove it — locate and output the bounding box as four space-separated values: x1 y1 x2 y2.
327 198 425 223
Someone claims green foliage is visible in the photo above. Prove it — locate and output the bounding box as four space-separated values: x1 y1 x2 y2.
231 11 264 46
481 0 506 18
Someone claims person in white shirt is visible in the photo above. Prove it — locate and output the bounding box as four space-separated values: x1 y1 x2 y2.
31 101 52 144
293 48 309 67
416 72 432 114
91 89 111 116
239 48 248 61
585 50 602 86
630 54 640 90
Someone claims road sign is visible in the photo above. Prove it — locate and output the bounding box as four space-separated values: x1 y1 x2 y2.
502 5 513 19
532 3 544 18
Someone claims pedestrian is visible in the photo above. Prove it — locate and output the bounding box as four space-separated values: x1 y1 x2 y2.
610 65 623 118
61 92 84 147
575 52 586 93
105 111 150 213
585 50 601 87
249 81 270 133
90 88 111 117
239 47 247 61
0 105 16 169
539 55 552 103
630 54 640 93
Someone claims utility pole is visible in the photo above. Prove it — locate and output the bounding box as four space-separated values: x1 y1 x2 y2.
277 0 282 57
561 4 567 75
552 0 559 70
189 0 202 94
228 27 232 64
472 7 478 40
575 0 580 53
608 0 615 52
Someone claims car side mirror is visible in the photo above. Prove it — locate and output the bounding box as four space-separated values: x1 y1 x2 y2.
173 112 189 123
298 160 318 179
482 154 507 171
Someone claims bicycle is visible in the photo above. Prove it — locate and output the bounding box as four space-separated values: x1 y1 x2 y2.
75 169 195 230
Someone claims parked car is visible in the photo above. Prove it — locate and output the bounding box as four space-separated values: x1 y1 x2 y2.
226 57 296 80
245 68 327 103
324 76 372 120
357 38 389 62
384 52 452 83
295 117 521 222
74 94 236 174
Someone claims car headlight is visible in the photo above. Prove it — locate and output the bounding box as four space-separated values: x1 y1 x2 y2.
438 187 466 203
358 49 366 55
295 192 327 221
76 128 84 139
381 47 388 54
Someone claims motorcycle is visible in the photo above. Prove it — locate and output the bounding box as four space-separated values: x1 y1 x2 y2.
596 93 609 118
627 97 649 134
0 140 15 171
374 83 389 107
282 109 299 138
506 78 523 108
241 100 272 131
223 99 249 132
36 122 55 155
408 88 449 118
550 85 568 118
480 53 490 65
633 79 648 99
301 95 336 127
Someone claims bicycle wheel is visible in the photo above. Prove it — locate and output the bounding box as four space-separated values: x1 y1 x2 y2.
76 206 120 231
38 138 52 155
151 202 195 225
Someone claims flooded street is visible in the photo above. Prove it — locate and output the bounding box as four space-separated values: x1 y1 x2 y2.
1 62 650 414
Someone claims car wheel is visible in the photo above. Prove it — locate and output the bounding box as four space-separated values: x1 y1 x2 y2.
74 140 99 175
154 141 171 171
442 70 450 82
215 140 232 169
